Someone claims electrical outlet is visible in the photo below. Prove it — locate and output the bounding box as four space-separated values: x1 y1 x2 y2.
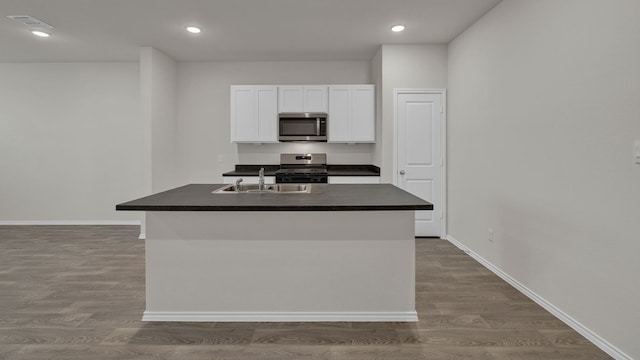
488 228 494 243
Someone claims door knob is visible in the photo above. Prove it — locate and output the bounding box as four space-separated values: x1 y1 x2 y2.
399 170 405 175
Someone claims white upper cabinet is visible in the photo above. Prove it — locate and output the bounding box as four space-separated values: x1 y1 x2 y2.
303 86 329 112
278 86 303 113
351 86 376 142
231 84 373 143
230 85 278 143
278 86 328 113
328 85 375 143
327 86 351 142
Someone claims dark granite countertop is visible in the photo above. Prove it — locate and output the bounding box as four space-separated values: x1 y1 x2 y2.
222 165 380 177
326 165 380 176
116 184 432 211
222 165 280 176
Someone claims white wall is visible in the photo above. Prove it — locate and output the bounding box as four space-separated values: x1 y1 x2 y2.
140 47 179 192
448 0 640 358
376 45 448 182
0 60 371 221
371 47 383 172
0 63 144 223
174 61 371 183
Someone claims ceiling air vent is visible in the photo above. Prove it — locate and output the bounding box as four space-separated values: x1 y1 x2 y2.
7 15 54 29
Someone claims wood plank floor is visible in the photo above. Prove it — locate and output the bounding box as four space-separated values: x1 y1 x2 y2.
0 225 611 359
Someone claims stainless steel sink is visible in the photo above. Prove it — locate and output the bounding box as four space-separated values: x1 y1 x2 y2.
212 183 311 194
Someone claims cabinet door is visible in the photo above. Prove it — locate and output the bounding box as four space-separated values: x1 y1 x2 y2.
255 86 278 142
278 86 303 113
231 86 277 143
303 86 328 112
328 85 375 143
279 86 328 113
328 86 351 142
230 86 255 142
351 85 375 142
328 176 380 184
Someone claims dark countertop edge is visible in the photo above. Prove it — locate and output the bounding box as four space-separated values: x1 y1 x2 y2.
223 164 279 176
326 164 380 171
234 164 281 171
326 164 380 176
116 205 433 211
116 184 433 212
222 171 278 176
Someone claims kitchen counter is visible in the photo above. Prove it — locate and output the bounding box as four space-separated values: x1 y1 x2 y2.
326 164 380 176
222 164 380 177
222 165 280 176
116 183 428 323
116 183 431 211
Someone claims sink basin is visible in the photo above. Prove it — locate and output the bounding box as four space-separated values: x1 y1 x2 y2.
212 183 311 194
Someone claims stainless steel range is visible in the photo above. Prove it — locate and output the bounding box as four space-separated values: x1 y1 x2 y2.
275 153 328 183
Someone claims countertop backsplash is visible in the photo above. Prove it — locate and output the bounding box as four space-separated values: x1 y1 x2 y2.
235 142 376 165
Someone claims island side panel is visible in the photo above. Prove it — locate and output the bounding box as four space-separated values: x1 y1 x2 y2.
144 210 416 322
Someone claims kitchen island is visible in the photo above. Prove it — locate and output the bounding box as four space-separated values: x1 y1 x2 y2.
116 184 433 322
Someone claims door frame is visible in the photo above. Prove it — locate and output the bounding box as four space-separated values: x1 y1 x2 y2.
393 88 447 238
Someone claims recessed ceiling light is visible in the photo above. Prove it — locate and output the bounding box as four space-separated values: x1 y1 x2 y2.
186 26 201 34
31 30 51 38
391 25 406 33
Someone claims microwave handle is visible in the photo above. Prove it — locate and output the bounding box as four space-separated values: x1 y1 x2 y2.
316 118 320 135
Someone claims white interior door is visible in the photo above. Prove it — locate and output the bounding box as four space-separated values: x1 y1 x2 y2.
395 90 445 237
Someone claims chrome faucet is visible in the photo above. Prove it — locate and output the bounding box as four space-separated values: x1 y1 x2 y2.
258 167 265 191
235 178 243 193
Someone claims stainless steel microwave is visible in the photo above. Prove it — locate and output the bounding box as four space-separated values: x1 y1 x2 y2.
278 112 327 142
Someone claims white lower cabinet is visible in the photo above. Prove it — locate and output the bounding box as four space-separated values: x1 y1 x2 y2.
328 176 380 184
223 176 275 184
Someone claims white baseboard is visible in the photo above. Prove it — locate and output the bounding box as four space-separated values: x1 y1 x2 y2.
0 220 141 226
142 311 419 323
445 235 632 360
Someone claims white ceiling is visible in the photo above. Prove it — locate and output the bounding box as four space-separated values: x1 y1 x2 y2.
0 0 501 63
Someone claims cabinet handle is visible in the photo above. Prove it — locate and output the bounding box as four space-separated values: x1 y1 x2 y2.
399 170 405 175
